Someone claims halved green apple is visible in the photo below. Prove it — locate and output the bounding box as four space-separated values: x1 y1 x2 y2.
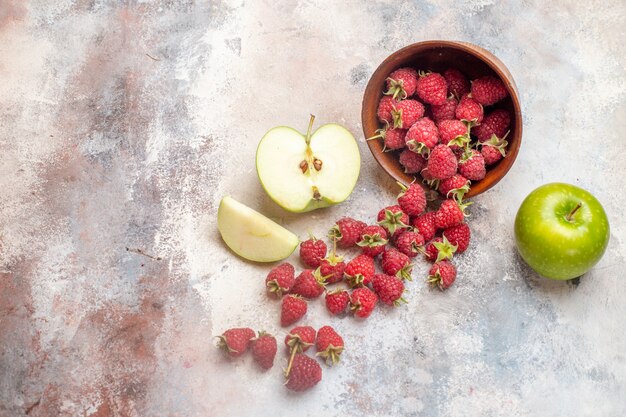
217 196 299 262
256 116 360 212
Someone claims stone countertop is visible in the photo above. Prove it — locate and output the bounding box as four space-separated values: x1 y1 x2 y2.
1 1 625 416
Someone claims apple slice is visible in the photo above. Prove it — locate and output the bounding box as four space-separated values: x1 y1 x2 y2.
256 115 360 212
217 196 299 262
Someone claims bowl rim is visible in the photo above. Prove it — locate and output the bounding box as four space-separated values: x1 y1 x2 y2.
361 40 523 198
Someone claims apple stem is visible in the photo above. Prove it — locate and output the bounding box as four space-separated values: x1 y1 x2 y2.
305 114 316 145
566 202 582 222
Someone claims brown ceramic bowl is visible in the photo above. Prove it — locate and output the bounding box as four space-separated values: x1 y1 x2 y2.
362 40 522 197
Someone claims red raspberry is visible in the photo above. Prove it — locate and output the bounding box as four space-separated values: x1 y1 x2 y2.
480 134 509 165
458 149 486 181
281 295 307 327
349 287 378 318
285 353 322 391
398 149 427 174
391 99 425 129
471 76 508 106
426 144 458 180
438 174 470 200
251 331 277 370
357 225 388 257
381 248 413 280
291 269 326 299
316 325 344 365
344 254 376 287
329 217 366 248
385 67 418 99
474 109 511 142
265 262 296 298
428 260 457 290
434 199 468 229
442 223 471 253
216 328 255 357
405 117 440 154
319 254 346 284
431 96 458 122
424 236 457 262
444 68 470 98
397 182 426 216
372 274 406 306
416 72 448 105
325 289 350 315
438 119 469 152
394 230 425 258
299 237 327 268
455 94 483 124
377 205 409 236
368 127 407 151
285 326 316 352
411 212 437 242
377 95 397 124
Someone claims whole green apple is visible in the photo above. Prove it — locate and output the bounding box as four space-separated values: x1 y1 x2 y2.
514 183 610 280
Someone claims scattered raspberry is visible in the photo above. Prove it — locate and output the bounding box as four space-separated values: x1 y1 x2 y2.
251 331 277 370
357 224 388 257
316 326 344 365
285 326 316 352
291 269 326 299
377 205 409 236
216 328 256 357
285 353 322 391
350 287 378 318
372 274 406 306
394 230 425 258
281 295 307 327
391 99 425 129
377 95 397 124
474 109 511 142
329 217 367 248
455 94 484 124
435 199 469 229
444 68 470 98
438 174 470 201
426 144 458 180
344 254 376 287
397 182 426 217
424 236 457 262
385 67 418 99
398 149 427 174
299 237 327 268
416 72 448 105
319 253 346 284
405 117 440 154
431 96 458 122
481 133 509 165
265 262 295 299
471 76 508 106
428 260 457 290
442 223 471 253
411 211 437 241
458 149 486 181
325 289 350 315
381 248 413 280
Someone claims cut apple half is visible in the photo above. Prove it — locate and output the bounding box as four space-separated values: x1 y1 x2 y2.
217 196 299 262
256 115 361 212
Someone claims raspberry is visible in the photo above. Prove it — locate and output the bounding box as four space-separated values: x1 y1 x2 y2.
291 269 326 299
285 326 316 352
377 205 409 236
251 331 277 370
455 94 483 124
377 95 397 124
471 76 508 106
442 223 471 253
394 230 425 258
325 289 350 315
281 295 307 327
438 174 470 201
424 236 457 262
428 260 457 290
319 254 346 284
349 287 378 318
431 96 458 122
216 328 255 357
344 254 376 287
368 127 407 151
438 119 470 152
357 224 388 257
398 149 427 174
385 67 418 99
458 149 486 181
316 326 344 365
372 274 406 306
381 248 413 280
265 262 296 298
443 68 470 98
329 217 366 248
285 353 322 391
474 109 511 142
405 117 440 155
411 211 437 242
426 144 458 180
299 237 327 268
480 134 508 165
391 99 425 129
397 182 426 217
416 72 448 105
434 199 469 229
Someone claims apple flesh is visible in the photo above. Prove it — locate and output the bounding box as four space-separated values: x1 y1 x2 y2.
217 196 299 262
514 183 610 280
256 115 360 212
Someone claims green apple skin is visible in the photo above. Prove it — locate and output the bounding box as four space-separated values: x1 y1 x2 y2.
514 183 610 280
